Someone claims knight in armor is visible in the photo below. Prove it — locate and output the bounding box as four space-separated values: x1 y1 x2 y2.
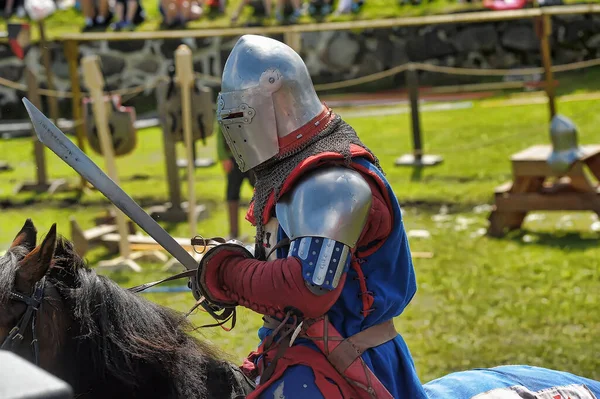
196 34 427 399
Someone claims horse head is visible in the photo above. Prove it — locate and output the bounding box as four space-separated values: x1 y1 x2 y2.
0 220 255 399
0 220 72 374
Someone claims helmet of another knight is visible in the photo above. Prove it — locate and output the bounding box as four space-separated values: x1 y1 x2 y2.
216 34 325 172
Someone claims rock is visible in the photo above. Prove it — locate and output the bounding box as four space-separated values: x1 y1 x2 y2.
441 55 457 67
555 48 584 64
322 32 360 71
501 25 539 52
301 32 322 50
406 30 455 61
133 58 161 74
559 19 600 44
196 37 214 49
353 52 383 78
0 64 25 82
371 38 399 69
99 54 126 77
364 37 378 52
586 34 600 48
461 52 490 69
454 24 498 53
108 40 146 53
487 49 519 69
193 59 204 74
389 37 409 66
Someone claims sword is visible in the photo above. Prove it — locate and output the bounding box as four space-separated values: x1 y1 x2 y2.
22 98 199 272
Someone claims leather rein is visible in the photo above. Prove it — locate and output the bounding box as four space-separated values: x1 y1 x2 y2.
126 236 237 330
1 277 46 366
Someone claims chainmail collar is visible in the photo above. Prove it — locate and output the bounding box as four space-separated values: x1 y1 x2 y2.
250 113 384 257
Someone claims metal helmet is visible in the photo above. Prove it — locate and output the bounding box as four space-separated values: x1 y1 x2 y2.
547 114 583 173
216 34 325 172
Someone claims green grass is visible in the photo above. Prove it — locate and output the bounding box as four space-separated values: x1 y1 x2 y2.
6 0 599 40
1 87 599 384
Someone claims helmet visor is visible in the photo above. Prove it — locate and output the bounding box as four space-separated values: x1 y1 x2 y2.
217 87 279 172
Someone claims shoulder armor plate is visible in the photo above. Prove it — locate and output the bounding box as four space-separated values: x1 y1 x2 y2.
275 166 372 248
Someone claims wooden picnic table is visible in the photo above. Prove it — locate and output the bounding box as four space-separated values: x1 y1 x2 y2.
487 144 600 237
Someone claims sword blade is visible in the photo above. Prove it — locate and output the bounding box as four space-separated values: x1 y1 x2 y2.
22 98 199 272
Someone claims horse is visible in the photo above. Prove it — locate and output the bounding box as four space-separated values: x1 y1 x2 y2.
0 219 255 399
2 220 600 399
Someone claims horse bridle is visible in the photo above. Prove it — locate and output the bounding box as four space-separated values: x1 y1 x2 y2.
1 277 46 366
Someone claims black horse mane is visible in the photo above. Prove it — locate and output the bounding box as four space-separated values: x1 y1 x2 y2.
2 238 249 399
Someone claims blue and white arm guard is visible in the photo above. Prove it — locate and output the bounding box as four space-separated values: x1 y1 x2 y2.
275 166 373 295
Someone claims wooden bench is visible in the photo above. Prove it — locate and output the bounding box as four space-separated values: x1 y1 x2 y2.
488 144 600 237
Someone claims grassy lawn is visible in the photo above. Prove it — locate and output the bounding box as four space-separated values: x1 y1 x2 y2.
3 0 599 40
1 85 599 384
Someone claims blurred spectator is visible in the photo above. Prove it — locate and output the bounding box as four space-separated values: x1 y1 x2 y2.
335 0 364 14
159 0 203 28
81 0 112 31
231 0 301 24
275 0 301 23
307 0 332 17
111 0 146 30
230 0 271 23
2 0 26 18
205 0 225 14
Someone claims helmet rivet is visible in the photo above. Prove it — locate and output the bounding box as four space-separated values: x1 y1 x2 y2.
269 77 275 84
244 118 248 122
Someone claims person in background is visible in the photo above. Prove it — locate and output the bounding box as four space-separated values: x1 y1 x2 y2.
159 0 203 28
81 0 112 31
2 0 26 18
307 0 332 16
205 0 226 14
216 123 256 241
335 0 364 14
230 0 271 23
110 0 146 30
275 0 301 23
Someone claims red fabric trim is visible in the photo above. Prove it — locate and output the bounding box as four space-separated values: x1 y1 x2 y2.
247 346 358 399
277 105 334 152
245 144 375 225
351 258 375 318
347 162 394 258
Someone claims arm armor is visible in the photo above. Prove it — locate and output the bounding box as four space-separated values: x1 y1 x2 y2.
276 166 373 295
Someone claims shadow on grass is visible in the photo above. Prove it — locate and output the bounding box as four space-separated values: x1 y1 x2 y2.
505 229 600 250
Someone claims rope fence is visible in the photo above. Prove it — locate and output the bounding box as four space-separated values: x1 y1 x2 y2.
1 57 599 99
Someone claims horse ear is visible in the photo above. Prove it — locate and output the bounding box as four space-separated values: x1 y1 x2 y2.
16 224 57 291
10 219 37 251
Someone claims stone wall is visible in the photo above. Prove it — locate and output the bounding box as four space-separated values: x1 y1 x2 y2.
1 12 600 119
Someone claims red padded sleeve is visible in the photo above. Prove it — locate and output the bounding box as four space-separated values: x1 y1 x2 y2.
204 251 345 319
